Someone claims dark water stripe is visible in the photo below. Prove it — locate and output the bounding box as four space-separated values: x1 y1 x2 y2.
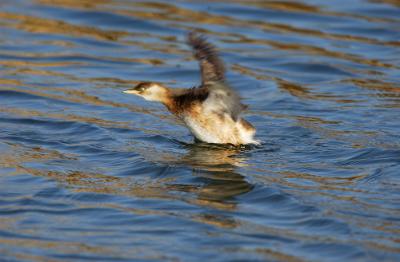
0 90 78 106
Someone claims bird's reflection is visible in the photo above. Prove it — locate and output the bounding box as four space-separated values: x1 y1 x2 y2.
168 141 254 228
128 139 254 206
177 142 254 202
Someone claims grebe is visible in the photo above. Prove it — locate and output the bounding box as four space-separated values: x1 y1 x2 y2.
124 32 258 146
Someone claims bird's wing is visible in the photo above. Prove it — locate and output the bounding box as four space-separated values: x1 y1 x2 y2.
187 32 247 120
187 32 225 85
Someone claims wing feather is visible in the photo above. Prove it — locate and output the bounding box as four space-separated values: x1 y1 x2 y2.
187 32 247 120
187 32 225 85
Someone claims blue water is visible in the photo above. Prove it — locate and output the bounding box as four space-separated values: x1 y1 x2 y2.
1 0 400 261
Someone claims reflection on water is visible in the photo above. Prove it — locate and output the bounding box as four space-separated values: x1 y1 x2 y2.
1 0 400 261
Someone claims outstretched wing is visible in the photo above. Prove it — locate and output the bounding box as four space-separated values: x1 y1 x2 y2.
187 32 247 120
187 32 225 85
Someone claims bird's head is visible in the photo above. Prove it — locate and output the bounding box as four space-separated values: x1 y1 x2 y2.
123 82 169 102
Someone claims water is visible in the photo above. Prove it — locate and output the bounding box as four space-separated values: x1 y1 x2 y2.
1 0 400 261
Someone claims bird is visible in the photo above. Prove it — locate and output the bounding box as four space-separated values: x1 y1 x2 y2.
123 32 258 146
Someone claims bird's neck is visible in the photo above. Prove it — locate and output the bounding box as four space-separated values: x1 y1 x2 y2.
162 98 178 114
157 90 175 113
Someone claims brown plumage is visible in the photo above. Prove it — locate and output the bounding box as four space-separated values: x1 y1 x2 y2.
171 87 209 114
123 32 258 145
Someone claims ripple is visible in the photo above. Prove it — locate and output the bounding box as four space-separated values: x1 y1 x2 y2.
0 89 74 106
338 148 400 165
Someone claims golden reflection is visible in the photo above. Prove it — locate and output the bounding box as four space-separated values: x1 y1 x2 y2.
0 53 164 68
278 81 313 99
6 67 71 77
0 12 127 41
345 78 400 93
0 237 119 259
0 78 24 86
370 0 400 7
343 78 400 108
0 143 76 169
244 0 397 23
37 0 110 9
0 59 80 68
254 247 306 262
245 0 320 13
193 213 237 229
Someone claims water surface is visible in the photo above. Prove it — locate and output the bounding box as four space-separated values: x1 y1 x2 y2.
1 0 400 261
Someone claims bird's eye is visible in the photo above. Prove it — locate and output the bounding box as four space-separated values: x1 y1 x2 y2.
135 86 144 92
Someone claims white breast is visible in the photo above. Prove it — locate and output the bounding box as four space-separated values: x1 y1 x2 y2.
183 115 221 144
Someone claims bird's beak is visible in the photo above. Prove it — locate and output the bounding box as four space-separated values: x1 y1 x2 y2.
123 89 139 95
